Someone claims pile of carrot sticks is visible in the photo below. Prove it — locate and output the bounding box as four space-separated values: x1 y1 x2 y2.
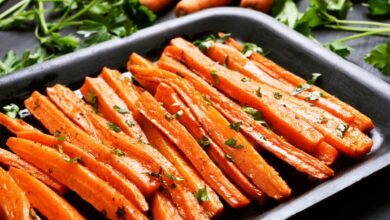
0 34 373 220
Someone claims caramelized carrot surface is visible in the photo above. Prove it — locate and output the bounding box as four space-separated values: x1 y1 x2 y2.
0 112 35 133
9 167 85 220
151 192 184 220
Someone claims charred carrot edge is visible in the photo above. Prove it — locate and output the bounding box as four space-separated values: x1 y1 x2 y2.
80 77 148 144
9 167 85 220
7 137 147 220
135 91 250 208
164 41 324 153
206 41 356 124
47 84 208 219
157 54 335 177
240 0 273 12
0 148 68 195
140 0 173 13
141 117 223 217
24 91 159 196
175 0 233 17
0 112 35 133
155 83 267 204
131 66 291 201
151 192 184 220
167 38 372 159
223 35 374 132
0 166 31 220
17 130 149 213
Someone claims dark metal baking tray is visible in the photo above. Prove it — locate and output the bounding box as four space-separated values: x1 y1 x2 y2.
0 7 389 220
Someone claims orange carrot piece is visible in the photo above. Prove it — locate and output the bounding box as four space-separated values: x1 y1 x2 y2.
168 38 372 158
175 0 233 17
7 137 147 220
140 0 174 13
24 91 159 196
0 167 32 220
206 41 355 124
165 40 323 152
0 112 35 133
17 130 149 213
0 148 68 195
223 36 374 132
157 54 336 172
80 77 148 144
135 91 250 208
46 84 208 219
141 118 224 217
313 142 339 166
151 192 184 220
8 167 85 220
240 0 273 12
127 53 160 94
155 83 267 203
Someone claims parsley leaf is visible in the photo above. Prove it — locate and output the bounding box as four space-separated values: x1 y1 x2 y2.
365 41 390 75
112 148 127 157
367 0 390 16
242 43 264 57
165 172 184 182
197 135 211 149
210 69 219 84
114 105 130 114
242 107 265 122
2 104 20 118
0 48 47 75
225 138 244 149
325 41 354 58
336 122 349 138
274 92 283 99
229 121 242 131
274 0 301 28
164 110 184 120
107 122 121 132
194 187 209 203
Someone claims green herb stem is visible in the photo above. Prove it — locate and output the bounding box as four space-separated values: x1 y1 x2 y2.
335 19 390 28
337 28 390 43
325 25 385 33
0 0 30 20
36 0 49 35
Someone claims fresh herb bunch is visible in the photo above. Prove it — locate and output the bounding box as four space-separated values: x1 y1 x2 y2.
272 0 390 75
0 0 156 76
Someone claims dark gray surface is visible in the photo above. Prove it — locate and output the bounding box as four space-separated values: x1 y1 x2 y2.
1 3 390 220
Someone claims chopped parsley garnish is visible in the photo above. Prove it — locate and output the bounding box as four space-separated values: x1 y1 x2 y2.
125 120 135 127
225 154 234 162
242 107 265 122
197 135 211 149
112 148 127 157
193 35 216 51
225 138 237 147
164 110 184 120
194 187 209 203
3 103 19 118
210 69 219 84
291 73 322 96
202 95 211 105
165 172 184 182
147 167 163 178
85 90 98 112
241 77 251 82
229 121 242 131
274 92 283 99
307 91 324 101
242 43 264 57
107 122 121 132
307 73 322 85
256 87 262 97
113 105 130 114
54 131 66 141
58 145 82 163
336 122 349 138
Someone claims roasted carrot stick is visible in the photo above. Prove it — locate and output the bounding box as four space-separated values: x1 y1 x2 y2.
158 53 338 168
155 83 267 203
8 167 85 220
0 112 35 133
135 91 250 208
46 84 208 219
240 0 273 12
206 41 356 125
17 130 149 213
140 0 174 13
175 0 233 17
141 118 224 217
0 148 68 195
80 77 148 144
0 167 32 220
131 67 291 200
151 192 184 220
7 137 147 220
165 40 324 153
24 91 159 196
222 35 374 132
168 38 372 158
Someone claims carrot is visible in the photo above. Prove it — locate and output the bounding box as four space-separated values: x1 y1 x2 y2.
8 167 85 220
155 83 267 203
25 91 159 196
0 167 32 220
175 0 233 17
157 54 337 172
206 41 356 125
7 137 147 220
0 112 35 133
140 0 174 13
17 130 149 213
240 0 273 13
0 148 68 195
135 91 250 208
131 67 291 201
222 35 374 132
141 118 224 217
152 192 184 220
46 84 208 219
80 77 148 144
168 38 372 158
